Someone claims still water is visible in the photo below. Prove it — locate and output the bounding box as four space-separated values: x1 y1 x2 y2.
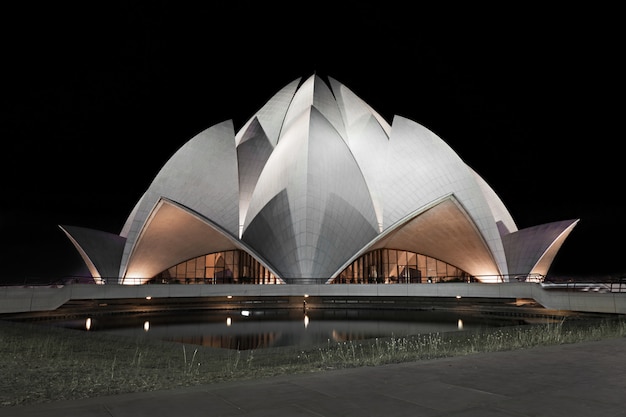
51 308 526 350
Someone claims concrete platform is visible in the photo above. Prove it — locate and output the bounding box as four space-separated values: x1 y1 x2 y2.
5 336 626 417
3 283 626 315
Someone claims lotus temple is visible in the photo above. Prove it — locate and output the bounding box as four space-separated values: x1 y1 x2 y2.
58 74 579 287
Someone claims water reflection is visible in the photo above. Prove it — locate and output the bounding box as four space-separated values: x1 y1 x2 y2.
51 309 524 351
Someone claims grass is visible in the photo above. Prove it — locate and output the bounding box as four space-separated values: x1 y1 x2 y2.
1 315 626 407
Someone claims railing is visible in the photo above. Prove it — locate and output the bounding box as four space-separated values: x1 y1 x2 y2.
3 274 626 292
541 279 626 293
0 276 95 287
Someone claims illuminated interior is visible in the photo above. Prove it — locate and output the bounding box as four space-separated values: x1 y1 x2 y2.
148 248 474 284
149 250 281 284
333 249 473 284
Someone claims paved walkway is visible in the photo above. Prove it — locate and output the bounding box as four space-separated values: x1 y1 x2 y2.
5 337 626 417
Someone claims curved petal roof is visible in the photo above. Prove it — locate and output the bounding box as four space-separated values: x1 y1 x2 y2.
364 196 502 282
118 120 239 279
382 116 508 275
59 225 125 284
502 219 580 277
243 107 378 280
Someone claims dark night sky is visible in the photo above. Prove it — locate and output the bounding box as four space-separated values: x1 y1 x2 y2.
1 3 623 282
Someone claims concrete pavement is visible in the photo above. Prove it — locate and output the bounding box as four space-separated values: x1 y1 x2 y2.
5 336 626 417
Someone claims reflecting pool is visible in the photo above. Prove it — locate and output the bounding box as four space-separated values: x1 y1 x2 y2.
48 308 533 350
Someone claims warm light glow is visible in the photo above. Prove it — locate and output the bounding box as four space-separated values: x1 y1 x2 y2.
144 321 150 331
457 319 464 330
226 317 232 326
304 315 309 328
227 295 233 299
476 275 503 284
85 317 92 331
304 294 309 298
145 296 152 300
241 310 250 316
456 295 462 299
122 276 144 285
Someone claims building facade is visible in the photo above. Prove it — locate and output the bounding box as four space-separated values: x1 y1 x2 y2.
60 75 578 285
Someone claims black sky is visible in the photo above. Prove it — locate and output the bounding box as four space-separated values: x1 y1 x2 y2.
1 3 623 282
